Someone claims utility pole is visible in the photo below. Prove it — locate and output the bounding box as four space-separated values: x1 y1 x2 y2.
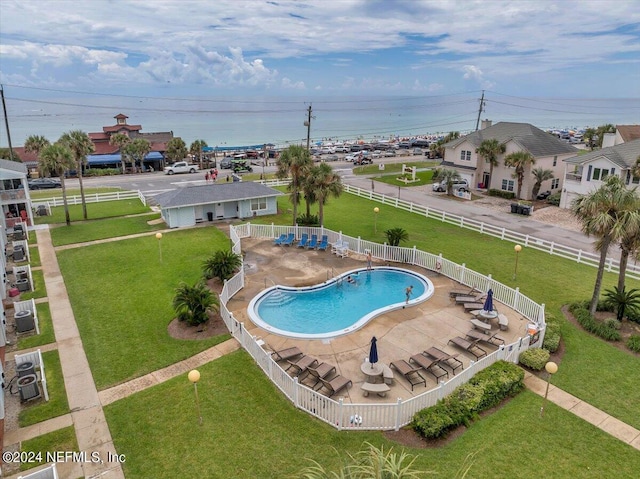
1 84 15 161
304 104 312 151
475 90 485 131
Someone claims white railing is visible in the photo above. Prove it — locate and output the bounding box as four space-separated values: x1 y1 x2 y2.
34 190 142 208
214 224 541 430
17 463 58 479
343 184 640 280
14 349 49 402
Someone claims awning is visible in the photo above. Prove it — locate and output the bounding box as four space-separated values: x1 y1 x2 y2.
87 152 164 165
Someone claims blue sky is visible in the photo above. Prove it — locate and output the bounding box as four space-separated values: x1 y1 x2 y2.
1 0 639 98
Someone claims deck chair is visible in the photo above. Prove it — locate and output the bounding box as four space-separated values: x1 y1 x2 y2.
317 235 329 251
281 233 295 246
454 292 486 304
271 346 303 362
297 233 309 248
286 355 318 377
303 363 336 389
390 360 426 391
463 302 485 311
448 337 487 359
306 234 318 249
273 233 287 245
409 353 448 382
449 287 479 298
423 347 464 375
465 329 505 346
317 375 353 397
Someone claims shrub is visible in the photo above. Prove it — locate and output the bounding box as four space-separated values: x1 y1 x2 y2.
412 361 524 440
543 333 560 353
570 302 621 342
488 189 515 199
604 318 621 330
297 213 318 226
627 335 640 353
628 309 640 324
546 192 561 206
519 348 550 370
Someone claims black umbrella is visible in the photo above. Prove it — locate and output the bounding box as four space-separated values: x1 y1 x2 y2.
482 289 494 313
368 336 379 368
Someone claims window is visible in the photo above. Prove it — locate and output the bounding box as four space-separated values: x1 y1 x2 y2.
459 150 471 161
251 198 267 211
553 156 557 167
592 168 609 181
551 178 559 189
501 179 514 192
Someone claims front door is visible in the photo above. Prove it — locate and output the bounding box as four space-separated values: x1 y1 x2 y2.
482 172 490 189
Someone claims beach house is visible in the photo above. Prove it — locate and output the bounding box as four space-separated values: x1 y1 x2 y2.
441 121 577 199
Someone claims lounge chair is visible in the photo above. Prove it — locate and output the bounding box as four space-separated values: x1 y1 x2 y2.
454 292 486 304
463 302 485 311
317 375 353 397
303 363 337 388
390 360 426 391
317 235 329 251
271 346 303 362
423 347 464 375
306 234 318 249
448 337 487 360
297 233 309 248
465 329 505 346
273 233 287 245
449 287 479 298
281 233 296 246
286 355 318 376
409 353 448 382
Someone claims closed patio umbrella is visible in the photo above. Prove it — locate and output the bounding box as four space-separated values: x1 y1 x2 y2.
368 336 378 368
482 289 494 312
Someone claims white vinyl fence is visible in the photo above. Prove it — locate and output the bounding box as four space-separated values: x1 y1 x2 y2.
218 223 543 431
33 190 146 209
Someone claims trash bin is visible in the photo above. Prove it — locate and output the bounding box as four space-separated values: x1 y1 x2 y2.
207 212 214 221
515 205 524 215
521 206 531 216
510 203 518 213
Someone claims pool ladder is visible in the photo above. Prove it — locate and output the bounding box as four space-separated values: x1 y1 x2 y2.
264 277 277 289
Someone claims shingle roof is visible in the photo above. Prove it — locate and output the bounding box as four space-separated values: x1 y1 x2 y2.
154 182 283 208
0 158 28 174
446 122 578 157
616 125 640 143
564 138 640 168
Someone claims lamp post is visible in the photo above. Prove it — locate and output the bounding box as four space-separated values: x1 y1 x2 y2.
155 232 163 263
540 361 558 417
373 207 379 233
188 369 203 425
513 244 522 280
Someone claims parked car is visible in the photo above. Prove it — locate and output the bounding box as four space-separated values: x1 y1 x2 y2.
325 154 339 161
232 160 253 173
432 179 469 193
371 150 382 159
412 148 423 156
28 178 61 189
354 157 373 165
344 154 357 162
164 161 199 175
220 157 233 169
334 145 349 153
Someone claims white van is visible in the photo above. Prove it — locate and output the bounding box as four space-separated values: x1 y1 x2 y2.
432 179 469 193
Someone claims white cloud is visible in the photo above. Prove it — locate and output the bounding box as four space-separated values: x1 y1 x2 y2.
281 78 305 90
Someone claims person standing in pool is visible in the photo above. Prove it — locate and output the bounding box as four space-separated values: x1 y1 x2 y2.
366 251 372 270
405 285 413 304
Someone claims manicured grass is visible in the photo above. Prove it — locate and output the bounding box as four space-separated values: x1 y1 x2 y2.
19 351 69 426
27 244 41 267
20 426 78 472
105 351 640 479
372 169 435 187
33 199 151 225
18 269 46 301
18 303 55 350
56 227 233 389
50 213 163 246
354 160 438 175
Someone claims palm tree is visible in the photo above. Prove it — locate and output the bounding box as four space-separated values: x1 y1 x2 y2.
603 286 640 321
385 227 408 246
530 167 555 199
39 143 75 226
504 151 535 200
631 155 640 180
276 145 312 225
475 138 505 190
583 127 597 150
24 135 51 157
125 138 151 173
430 131 460 159
190 140 208 169
433 167 462 196
109 132 131 173
595 124 615 148
0 148 21 162
572 176 638 316
173 281 219 326
616 205 640 291
307 162 343 226
59 130 94 220
202 250 242 282
165 138 188 163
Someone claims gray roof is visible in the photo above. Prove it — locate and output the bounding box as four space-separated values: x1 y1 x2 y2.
564 138 640 169
446 122 578 157
153 182 283 208
0 158 28 174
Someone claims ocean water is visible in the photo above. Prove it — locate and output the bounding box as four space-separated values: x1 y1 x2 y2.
2 91 639 148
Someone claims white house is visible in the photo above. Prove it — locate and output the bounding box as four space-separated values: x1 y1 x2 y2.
442 121 578 199
559 138 640 209
153 182 283 228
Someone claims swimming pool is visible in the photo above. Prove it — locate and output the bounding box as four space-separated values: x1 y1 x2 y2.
247 267 434 339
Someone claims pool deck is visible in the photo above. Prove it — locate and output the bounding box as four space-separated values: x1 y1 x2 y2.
227 238 530 403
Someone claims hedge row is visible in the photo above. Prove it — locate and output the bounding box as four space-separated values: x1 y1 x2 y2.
487 189 516 199
411 361 524 440
542 313 561 353
519 348 550 370
569 302 621 341
627 335 640 353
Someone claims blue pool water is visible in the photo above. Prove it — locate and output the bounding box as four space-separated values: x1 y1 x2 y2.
247 267 434 339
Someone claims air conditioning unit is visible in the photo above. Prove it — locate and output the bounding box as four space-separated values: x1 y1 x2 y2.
18 374 41 402
15 309 35 332
16 361 36 378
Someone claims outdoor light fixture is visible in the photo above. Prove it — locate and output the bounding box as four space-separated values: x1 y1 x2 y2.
374 207 380 233
188 369 203 425
513 244 522 280
540 361 558 417
155 232 163 263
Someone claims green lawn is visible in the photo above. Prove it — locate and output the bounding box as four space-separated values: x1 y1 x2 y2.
50 213 163 246
20 426 78 472
57 227 233 389
18 269 46 301
105 351 640 479
33 199 151 225
18 303 55 350
27 244 41 267
372 169 435 187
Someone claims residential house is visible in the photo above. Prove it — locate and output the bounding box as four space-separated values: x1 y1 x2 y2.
441 121 578 199
602 124 640 148
153 182 283 228
559 138 640 209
